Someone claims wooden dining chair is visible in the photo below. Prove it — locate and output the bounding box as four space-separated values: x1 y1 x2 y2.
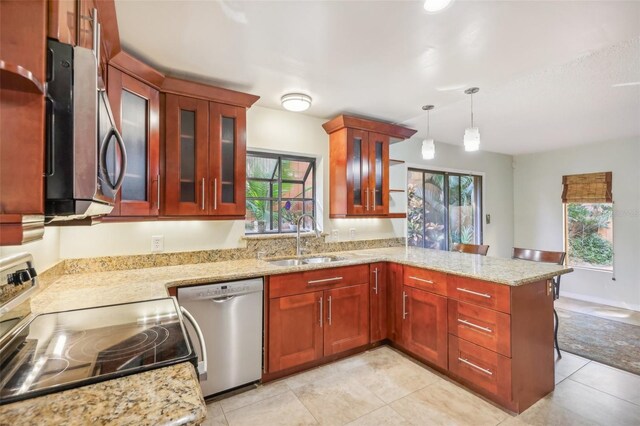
512 247 566 358
451 243 490 256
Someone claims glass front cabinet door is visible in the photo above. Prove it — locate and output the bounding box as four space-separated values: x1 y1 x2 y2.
368 132 389 216
164 94 209 216
347 129 369 215
107 67 160 217
209 103 246 216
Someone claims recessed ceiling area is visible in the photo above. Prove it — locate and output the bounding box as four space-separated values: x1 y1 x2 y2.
115 0 640 155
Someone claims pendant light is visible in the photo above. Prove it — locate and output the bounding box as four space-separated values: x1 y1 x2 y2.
421 105 435 160
463 87 480 152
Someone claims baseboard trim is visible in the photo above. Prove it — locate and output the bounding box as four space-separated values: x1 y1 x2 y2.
560 291 640 312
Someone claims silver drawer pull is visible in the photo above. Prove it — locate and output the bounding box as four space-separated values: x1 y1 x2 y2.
409 276 434 284
308 276 343 285
458 318 493 333
458 357 493 376
457 287 492 298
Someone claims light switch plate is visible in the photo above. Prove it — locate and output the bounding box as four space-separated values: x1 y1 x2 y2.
151 235 164 253
486 214 491 224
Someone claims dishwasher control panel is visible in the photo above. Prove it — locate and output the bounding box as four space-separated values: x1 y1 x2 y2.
178 278 264 300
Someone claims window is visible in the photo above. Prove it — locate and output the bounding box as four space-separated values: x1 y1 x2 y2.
245 152 316 234
407 168 482 250
562 172 613 271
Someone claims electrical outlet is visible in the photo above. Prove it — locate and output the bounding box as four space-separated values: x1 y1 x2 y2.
349 228 356 240
151 235 164 253
331 229 339 240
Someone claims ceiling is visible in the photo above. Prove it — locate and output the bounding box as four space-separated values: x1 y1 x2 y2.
115 1 640 155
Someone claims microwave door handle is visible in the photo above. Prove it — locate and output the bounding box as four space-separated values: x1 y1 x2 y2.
112 127 127 191
45 98 55 177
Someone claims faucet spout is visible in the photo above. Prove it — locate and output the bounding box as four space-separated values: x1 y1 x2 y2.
296 214 321 256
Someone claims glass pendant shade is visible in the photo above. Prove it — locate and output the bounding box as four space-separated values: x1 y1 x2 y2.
422 139 435 159
463 127 480 151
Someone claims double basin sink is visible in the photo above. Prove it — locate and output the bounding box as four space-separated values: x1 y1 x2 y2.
267 256 342 267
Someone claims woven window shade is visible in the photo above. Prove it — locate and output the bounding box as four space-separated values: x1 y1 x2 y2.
562 172 612 203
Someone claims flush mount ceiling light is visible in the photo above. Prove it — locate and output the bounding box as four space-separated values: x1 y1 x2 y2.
424 0 453 13
421 105 435 160
463 87 480 152
281 93 312 112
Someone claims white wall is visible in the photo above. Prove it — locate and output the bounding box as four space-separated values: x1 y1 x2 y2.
513 138 640 311
390 139 515 259
0 227 61 272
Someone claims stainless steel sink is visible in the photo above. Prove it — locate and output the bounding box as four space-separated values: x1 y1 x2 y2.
267 258 305 266
267 256 341 266
303 256 338 264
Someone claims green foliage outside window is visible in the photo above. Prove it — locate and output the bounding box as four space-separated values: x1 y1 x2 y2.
566 203 613 269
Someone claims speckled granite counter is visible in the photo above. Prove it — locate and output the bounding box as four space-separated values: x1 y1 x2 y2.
0 246 572 424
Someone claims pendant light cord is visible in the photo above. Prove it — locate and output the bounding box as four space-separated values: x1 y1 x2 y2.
427 110 430 137
470 93 474 128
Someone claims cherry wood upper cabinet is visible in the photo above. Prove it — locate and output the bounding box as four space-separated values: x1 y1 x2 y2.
107 66 160 217
209 103 246 216
323 115 415 218
0 0 47 245
164 94 210 216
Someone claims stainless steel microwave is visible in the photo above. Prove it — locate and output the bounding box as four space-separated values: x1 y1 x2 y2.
45 37 127 222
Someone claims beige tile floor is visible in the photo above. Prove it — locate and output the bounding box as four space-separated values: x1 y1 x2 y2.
200 346 640 426
556 296 640 326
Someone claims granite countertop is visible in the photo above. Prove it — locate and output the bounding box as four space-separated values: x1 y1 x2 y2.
0 246 572 424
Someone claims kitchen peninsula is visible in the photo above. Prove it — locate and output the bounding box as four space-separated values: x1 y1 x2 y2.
0 246 572 424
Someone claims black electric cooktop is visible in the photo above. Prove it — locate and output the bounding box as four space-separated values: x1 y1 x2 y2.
0 298 196 405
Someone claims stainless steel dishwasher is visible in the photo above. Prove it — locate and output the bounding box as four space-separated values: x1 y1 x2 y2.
178 278 263 397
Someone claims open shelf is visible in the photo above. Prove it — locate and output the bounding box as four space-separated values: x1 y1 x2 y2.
0 60 45 94
389 159 405 166
389 189 405 193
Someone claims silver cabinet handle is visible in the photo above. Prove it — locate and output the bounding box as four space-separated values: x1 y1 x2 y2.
373 268 379 295
201 178 206 210
409 276 434 284
156 174 161 209
373 188 376 209
328 295 332 326
458 357 493 376
458 318 493 333
308 276 343 285
214 178 218 210
180 306 208 380
402 291 408 319
457 287 492 299
319 296 323 328
91 8 99 58
366 188 370 211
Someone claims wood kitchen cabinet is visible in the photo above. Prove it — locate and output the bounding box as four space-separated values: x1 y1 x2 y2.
0 0 47 245
322 115 416 218
107 65 160 217
163 94 246 217
267 265 370 373
369 263 388 342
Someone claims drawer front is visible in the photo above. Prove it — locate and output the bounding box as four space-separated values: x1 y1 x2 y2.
447 275 511 313
269 264 369 298
449 335 512 402
403 266 447 296
448 300 511 357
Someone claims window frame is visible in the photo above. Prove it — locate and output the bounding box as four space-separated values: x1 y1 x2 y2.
245 151 316 234
563 202 614 272
407 167 483 250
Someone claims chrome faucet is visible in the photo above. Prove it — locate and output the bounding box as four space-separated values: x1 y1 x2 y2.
296 214 321 256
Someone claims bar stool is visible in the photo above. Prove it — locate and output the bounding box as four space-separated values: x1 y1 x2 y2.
451 243 490 256
512 247 566 358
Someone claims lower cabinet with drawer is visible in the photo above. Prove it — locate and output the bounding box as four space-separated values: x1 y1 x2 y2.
267 265 370 374
446 275 555 413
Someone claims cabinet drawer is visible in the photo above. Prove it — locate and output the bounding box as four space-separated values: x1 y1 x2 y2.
403 266 447 296
449 335 511 403
447 275 511 313
448 300 511 357
269 265 369 298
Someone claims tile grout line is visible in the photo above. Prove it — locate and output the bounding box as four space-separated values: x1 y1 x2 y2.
290 391 321 425
565 377 640 408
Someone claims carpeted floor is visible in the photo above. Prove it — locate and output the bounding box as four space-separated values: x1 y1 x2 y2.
557 307 640 375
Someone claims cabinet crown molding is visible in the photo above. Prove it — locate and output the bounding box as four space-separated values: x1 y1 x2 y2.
322 114 417 141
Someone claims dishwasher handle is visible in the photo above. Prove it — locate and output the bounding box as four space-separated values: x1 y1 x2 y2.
180 306 208 381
